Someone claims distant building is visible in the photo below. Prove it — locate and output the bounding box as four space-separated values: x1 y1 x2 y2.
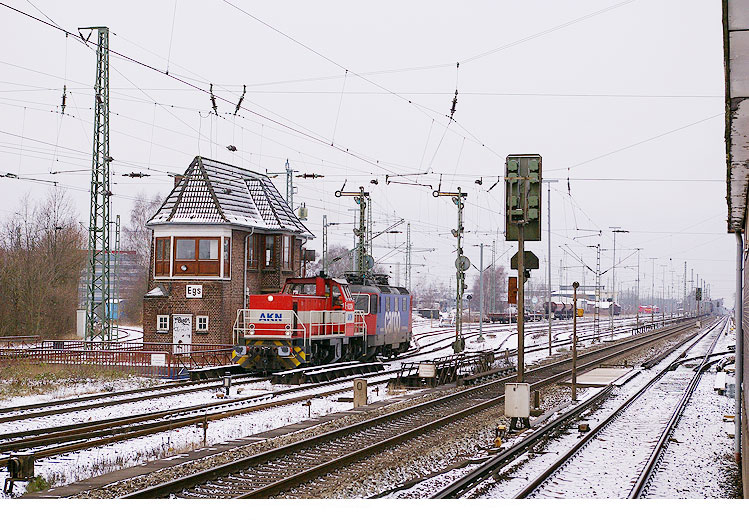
77 249 142 317
142 156 314 346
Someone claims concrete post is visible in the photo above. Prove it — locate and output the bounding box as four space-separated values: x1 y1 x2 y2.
353 378 368 408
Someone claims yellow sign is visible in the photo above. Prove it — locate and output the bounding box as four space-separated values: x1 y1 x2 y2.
576 308 584 317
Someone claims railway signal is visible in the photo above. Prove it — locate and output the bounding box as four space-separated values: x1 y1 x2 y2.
335 186 370 280
434 187 468 353
508 277 518 305
505 154 542 383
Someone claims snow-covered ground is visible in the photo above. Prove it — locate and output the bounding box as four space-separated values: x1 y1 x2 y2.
0 375 400 497
469 321 737 499
0 376 167 410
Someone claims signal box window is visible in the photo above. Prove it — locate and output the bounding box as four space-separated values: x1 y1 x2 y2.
155 238 170 276
157 315 169 333
247 234 258 270
174 237 220 276
223 238 231 278
196 316 209 333
282 236 292 270
264 235 276 268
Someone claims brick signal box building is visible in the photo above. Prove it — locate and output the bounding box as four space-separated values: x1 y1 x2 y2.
142 156 313 347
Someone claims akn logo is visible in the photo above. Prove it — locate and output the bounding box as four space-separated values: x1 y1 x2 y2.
259 312 283 322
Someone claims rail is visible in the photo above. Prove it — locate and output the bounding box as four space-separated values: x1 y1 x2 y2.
121 318 702 499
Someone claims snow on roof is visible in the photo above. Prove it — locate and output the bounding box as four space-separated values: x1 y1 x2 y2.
147 156 313 238
145 286 167 297
723 2 749 232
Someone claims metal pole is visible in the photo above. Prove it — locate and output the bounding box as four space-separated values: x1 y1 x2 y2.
611 231 616 339
636 249 640 327
650 258 656 324
572 281 579 401
456 189 464 352
285 158 293 210
478 243 485 342
322 215 328 275
547 182 552 356
518 193 526 383
84 26 112 343
736 231 743 463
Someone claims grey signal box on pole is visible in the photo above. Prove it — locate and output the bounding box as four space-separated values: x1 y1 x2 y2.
505 155 542 242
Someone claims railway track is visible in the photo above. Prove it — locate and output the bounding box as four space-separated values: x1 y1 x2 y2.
120 317 701 499
509 317 727 499
0 316 689 483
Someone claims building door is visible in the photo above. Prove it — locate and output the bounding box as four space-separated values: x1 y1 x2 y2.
172 314 192 354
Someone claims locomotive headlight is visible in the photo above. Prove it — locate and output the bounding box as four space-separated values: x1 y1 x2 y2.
267 295 274 302
249 323 255 336
284 324 291 336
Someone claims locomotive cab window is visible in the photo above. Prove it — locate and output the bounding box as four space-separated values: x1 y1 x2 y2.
285 283 317 295
331 285 343 308
354 294 370 313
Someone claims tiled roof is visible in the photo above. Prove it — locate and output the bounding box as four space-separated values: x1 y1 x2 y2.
147 157 313 237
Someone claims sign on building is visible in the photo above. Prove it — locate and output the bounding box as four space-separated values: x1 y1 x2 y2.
186 285 203 298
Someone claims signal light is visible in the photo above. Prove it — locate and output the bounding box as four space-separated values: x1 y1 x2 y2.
508 276 518 305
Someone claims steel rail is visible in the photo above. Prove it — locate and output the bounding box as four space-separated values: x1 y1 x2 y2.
628 318 728 498
0 374 270 423
512 317 725 499
120 318 701 499
430 329 704 498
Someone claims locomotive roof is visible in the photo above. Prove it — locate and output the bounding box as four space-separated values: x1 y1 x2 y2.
349 283 410 295
147 156 313 238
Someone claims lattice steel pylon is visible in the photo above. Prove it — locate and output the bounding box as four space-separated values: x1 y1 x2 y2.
405 222 411 290
285 159 293 210
594 244 601 340
113 214 120 340
366 195 372 258
84 27 112 342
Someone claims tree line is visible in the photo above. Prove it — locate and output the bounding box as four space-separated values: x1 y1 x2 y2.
0 189 85 338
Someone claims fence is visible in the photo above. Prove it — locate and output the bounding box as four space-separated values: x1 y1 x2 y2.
0 335 40 349
0 340 234 379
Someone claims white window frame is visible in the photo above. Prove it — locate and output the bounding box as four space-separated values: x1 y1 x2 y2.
157 314 170 333
196 315 209 333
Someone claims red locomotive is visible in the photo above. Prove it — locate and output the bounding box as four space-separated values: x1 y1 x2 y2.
231 274 412 371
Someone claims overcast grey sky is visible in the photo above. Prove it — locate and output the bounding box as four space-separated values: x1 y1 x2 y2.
0 0 732 304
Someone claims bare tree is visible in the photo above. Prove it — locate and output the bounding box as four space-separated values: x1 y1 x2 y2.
120 192 162 324
0 189 84 337
470 265 509 313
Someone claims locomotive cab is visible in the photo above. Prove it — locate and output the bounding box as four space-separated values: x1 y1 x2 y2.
232 276 365 371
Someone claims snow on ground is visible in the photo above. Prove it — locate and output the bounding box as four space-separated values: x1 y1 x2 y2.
644 326 739 498
0 376 399 497
0 376 167 410
473 322 735 498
